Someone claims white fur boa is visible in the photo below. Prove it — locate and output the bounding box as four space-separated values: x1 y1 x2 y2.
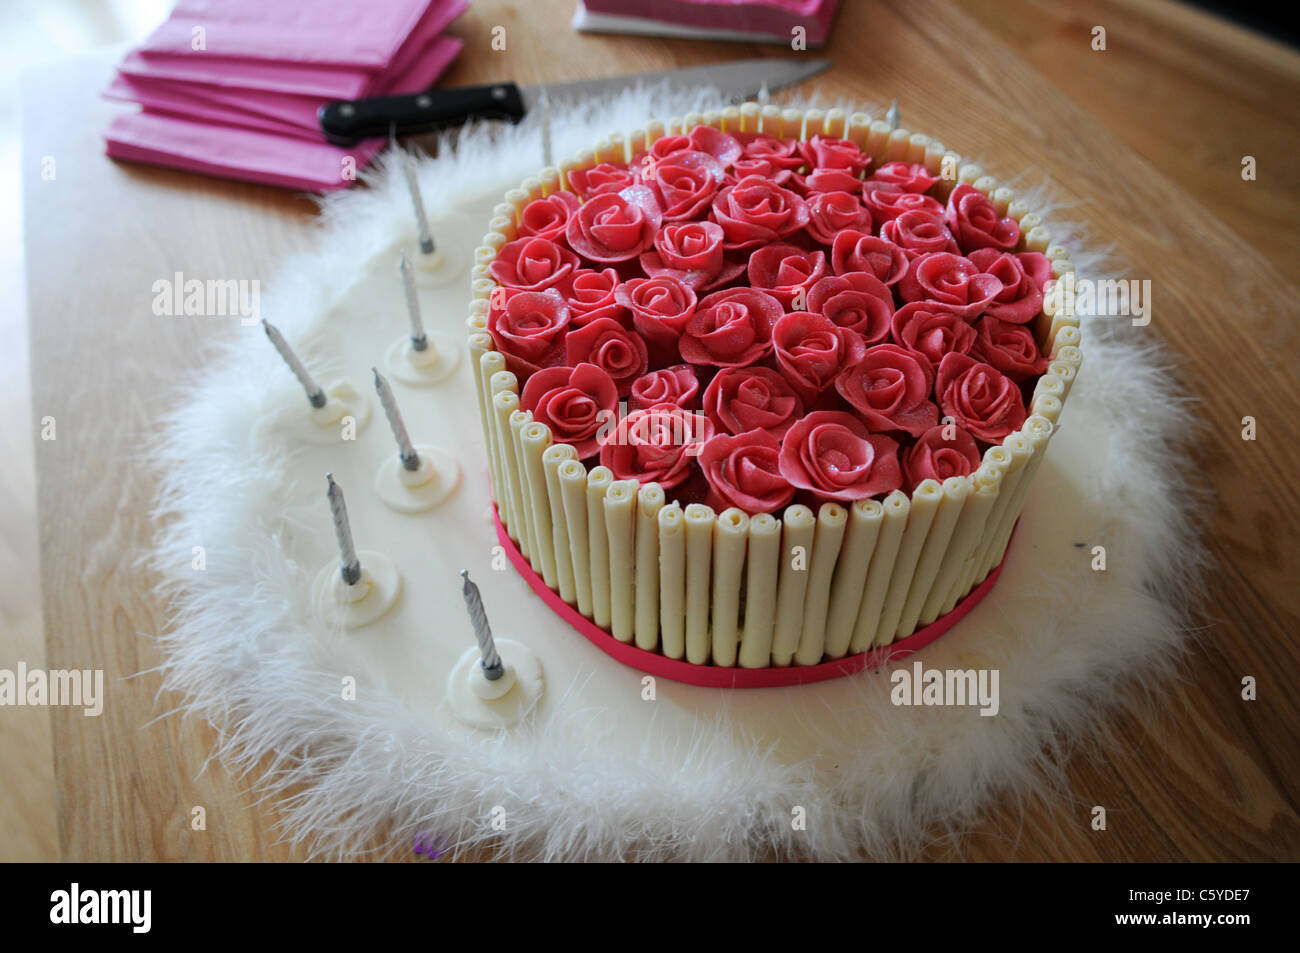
147 86 1205 861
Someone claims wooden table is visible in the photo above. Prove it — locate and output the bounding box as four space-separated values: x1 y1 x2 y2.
22 0 1300 861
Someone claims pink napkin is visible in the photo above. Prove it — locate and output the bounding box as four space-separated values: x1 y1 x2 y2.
118 0 467 99
138 0 436 69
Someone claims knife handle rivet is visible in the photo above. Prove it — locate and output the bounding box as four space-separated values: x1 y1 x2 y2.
338 103 355 118
417 94 432 109
491 86 507 100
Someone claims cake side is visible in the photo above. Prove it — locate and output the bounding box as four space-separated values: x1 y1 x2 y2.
466 104 1082 670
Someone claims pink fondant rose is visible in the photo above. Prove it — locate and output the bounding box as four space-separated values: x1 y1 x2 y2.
890 301 978 370
944 183 1020 253
517 191 580 243
935 353 1028 442
704 365 804 439
679 287 782 368
879 209 960 260
638 220 744 290
795 166 867 195
746 243 828 308
600 402 714 490
806 272 894 345
897 252 1003 318
967 248 1052 324
699 430 796 515
777 411 902 502
487 288 570 376
629 364 700 412
805 191 873 246
835 343 939 437
564 316 649 396
565 267 626 326
971 315 1049 382
773 311 866 399
651 150 726 221
868 161 939 194
615 276 698 347
830 230 908 284
520 362 619 459
799 135 870 173
645 125 742 166
862 182 943 222
737 133 804 171
567 162 636 200
901 424 982 491
710 175 809 250
565 185 662 263
489 237 579 294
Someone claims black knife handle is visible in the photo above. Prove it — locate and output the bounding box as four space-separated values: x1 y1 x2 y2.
318 82 526 146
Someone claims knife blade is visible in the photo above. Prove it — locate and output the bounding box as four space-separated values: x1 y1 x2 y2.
318 57 830 146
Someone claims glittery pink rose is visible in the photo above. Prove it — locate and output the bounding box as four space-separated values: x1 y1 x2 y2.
599 402 714 489
835 343 940 437
565 185 663 263
805 191 872 246
629 364 700 412
890 301 978 371
971 315 1050 383
699 429 795 515
901 424 982 491
516 191 580 243
777 411 902 502
520 362 619 459
806 272 894 345
897 252 1003 318
678 287 782 368
564 316 649 396
703 365 803 439
944 183 1020 253
486 288 570 377
746 243 828 308
489 237 579 294
935 352 1028 442
879 209 960 260
710 175 809 250
829 229 908 284
966 248 1052 324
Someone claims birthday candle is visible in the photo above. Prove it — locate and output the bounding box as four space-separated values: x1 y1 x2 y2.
399 250 428 352
325 473 361 585
460 570 504 680
263 320 326 409
403 152 435 255
372 368 419 471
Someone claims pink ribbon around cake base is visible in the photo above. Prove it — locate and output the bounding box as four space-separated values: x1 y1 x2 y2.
493 506 1012 688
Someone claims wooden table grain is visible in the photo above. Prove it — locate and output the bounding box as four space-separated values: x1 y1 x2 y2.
21 0 1300 861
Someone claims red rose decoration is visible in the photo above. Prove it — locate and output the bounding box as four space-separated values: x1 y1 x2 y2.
737 133 804 171
869 161 939 194
935 353 1028 442
600 402 714 490
901 424 982 491
799 136 869 174
830 230 908 284
835 343 940 437
971 315 1049 382
879 209 960 260
487 288 570 377
629 364 700 412
773 311 867 399
565 316 649 397
679 287 782 368
746 243 828 308
795 167 867 196
727 155 795 186
489 237 579 294
862 182 943 222
565 185 663 263
967 248 1050 324
565 267 627 326
699 429 796 514
944 183 1020 253
777 410 902 502
710 175 810 250
897 252 1003 318
652 150 726 221
638 220 744 290
806 272 894 345
704 366 804 440
806 191 872 245
615 276 698 348
890 301 978 371
687 124 743 165
567 162 636 200
517 191 580 243
520 362 619 459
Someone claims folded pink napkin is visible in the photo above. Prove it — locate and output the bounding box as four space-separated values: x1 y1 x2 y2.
138 0 436 69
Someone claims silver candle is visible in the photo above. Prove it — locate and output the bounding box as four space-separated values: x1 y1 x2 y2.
372 367 420 471
263 320 327 408
886 99 900 133
326 473 362 585
538 86 553 169
398 249 428 352
403 152 435 255
460 570 504 680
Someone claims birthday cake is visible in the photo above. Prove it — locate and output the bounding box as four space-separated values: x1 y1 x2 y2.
465 103 1081 677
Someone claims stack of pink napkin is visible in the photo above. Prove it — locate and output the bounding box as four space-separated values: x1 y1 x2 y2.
104 0 469 192
574 0 840 47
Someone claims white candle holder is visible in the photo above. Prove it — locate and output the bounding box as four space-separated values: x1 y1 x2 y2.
267 378 371 446
384 332 461 387
374 443 461 513
444 639 543 729
312 550 402 629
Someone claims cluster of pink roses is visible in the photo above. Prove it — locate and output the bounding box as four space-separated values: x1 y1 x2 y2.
488 124 1053 515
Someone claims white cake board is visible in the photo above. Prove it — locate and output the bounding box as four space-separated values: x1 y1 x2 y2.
147 88 1204 861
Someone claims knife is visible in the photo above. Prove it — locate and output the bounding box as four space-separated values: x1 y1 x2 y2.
318 57 830 146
